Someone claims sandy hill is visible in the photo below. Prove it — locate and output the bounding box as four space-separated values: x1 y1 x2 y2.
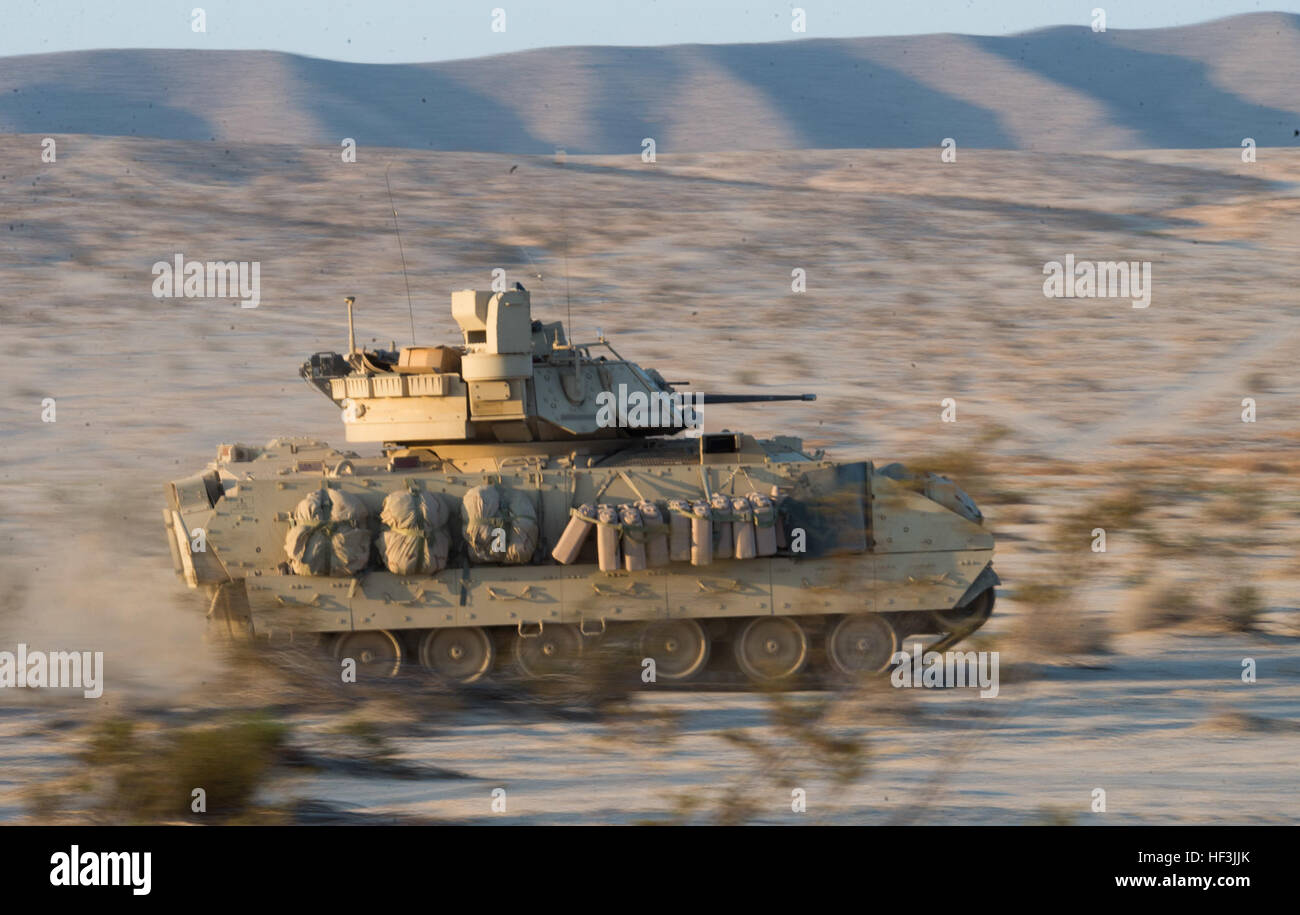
1 12 1298 153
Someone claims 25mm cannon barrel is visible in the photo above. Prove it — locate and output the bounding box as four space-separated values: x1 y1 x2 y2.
697 393 817 404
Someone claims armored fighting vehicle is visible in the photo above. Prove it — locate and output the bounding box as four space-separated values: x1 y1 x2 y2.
164 289 996 684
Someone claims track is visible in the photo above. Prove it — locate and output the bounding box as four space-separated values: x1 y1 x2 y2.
222 588 998 692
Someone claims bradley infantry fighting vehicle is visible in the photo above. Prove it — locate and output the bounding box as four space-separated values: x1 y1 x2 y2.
164 289 997 684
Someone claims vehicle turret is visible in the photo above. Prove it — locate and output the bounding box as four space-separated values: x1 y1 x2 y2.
299 290 815 450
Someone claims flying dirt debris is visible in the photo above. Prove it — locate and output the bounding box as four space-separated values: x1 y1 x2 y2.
163 289 996 684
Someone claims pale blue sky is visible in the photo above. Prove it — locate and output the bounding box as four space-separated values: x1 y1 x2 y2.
3 1 1295 62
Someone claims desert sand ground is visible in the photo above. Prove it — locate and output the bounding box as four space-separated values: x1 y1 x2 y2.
0 136 1296 823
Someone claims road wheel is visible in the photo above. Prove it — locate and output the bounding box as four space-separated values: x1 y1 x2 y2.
826 613 898 676
514 624 584 678
734 617 808 683
639 619 710 681
418 627 494 683
333 630 403 679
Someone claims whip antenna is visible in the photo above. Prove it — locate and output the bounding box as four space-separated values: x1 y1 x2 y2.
384 163 417 345
562 203 572 342
518 246 558 314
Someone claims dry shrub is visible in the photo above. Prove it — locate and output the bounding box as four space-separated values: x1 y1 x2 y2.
992 504 1037 525
1211 483 1269 525
1048 485 1149 555
1243 371 1274 393
1199 710 1300 734
1010 584 1112 656
71 713 289 824
1246 460 1287 474
654 688 875 825
1122 581 1202 632
1220 585 1265 632
1035 806 1079 825
1122 580 1264 634
713 692 868 825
